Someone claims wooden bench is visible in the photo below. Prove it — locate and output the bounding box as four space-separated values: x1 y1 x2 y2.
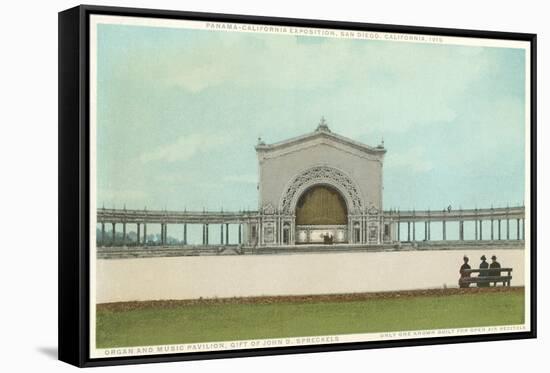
460 268 513 287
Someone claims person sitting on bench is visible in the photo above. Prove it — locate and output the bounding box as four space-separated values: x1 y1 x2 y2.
478 255 490 287
489 255 502 287
458 256 471 288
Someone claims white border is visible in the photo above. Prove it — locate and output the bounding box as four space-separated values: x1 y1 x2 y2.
88 14 532 360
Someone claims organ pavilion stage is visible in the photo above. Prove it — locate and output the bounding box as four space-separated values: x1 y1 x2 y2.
97 118 525 256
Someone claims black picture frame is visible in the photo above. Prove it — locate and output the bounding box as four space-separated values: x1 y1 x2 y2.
58 4 537 368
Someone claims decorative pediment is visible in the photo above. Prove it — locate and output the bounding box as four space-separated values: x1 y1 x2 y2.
255 117 386 157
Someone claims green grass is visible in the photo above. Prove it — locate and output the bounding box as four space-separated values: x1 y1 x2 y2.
96 291 524 348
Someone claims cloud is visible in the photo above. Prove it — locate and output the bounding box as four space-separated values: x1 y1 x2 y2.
223 174 258 184
139 133 227 163
99 188 148 207
385 146 434 173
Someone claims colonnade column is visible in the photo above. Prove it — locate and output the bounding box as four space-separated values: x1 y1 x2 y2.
498 219 501 240
522 218 525 240
474 220 478 240
424 221 428 241
101 222 105 245
442 221 446 240
122 222 127 246
238 223 242 244
183 223 187 245
479 220 483 240
220 224 224 244
491 219 494 240
398 222 403 242
137 223 140 245
112 223 116 244
412 221 416 241
206 224 209 245
459 220 464 241
226 223 229 244
516 219 520 240
506 219 510 240
428 221 431 240
143 223 147 245
407 222 411 241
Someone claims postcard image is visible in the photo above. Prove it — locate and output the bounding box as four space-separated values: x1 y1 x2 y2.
87 14 533 359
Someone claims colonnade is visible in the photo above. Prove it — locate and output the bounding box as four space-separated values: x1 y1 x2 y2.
97 206 526 247
392 207 525 242
98 221 245 247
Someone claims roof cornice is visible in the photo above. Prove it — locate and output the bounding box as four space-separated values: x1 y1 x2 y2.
255 120 386 156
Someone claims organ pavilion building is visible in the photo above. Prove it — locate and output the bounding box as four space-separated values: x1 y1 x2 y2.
254 117 388 246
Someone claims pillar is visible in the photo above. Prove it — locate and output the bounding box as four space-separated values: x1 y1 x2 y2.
522 218 525 240
238 224 242 244
112 223 116 244
220 224 224 244
498 219 501 240
479 220 482 240
202 224 206 245
206 224 209 245
442 220 446 240
516 219 520 240
226 223 229 244
428 221 431 240
412 221 416 241
137 223 140 245
183 223 187 245
424 221 428 241
506 219 510 240
101 222 105 245
475 220 478 240
143 223 147 245
407 221 410 241
122 222 126 246
491 219 494 240
397 221 401 241
459 221 464 241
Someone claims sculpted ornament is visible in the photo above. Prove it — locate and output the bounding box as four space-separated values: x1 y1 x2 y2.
262 203 276 215
280 166 363 214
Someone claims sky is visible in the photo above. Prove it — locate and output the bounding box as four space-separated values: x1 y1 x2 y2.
96 23 526 215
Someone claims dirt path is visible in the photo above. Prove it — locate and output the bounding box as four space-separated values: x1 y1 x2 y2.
97 286 524 312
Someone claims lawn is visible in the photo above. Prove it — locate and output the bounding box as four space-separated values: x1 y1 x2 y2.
96 289 524 348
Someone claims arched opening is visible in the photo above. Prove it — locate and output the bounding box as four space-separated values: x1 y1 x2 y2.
296 185 348 225
295 185 348 244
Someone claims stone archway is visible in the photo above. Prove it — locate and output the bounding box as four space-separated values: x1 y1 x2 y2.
279 165 363 215
279 166 364 244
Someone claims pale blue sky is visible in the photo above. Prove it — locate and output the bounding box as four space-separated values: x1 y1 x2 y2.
96 24 526 214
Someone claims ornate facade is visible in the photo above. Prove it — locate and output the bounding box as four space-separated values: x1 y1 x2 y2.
254 118 388 245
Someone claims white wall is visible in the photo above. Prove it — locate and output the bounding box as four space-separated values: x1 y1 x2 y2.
96 250 524 303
